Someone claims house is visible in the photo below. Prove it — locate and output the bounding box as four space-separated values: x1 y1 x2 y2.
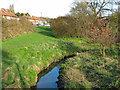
6 10 19 20
26 15 48 26
0 9 11 20
22 13 49 26
0 8 19 20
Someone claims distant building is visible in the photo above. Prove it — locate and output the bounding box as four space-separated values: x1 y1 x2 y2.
6 10 19 20
23 14 48 26
0 8 49 26
0 8 19 20
0 9 11 20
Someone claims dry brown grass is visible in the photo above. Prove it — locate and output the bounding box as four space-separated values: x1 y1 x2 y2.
33 65 40 72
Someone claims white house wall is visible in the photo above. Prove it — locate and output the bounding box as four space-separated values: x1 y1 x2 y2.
7 16 11 20
29 19 34 22
17 18 19 21
45 21 47 23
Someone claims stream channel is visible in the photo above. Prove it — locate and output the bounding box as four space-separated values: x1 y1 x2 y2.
31 54 76 89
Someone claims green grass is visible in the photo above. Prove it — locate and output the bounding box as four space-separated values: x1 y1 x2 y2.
2 26 119 88
58 51 119 88
2 26 87 88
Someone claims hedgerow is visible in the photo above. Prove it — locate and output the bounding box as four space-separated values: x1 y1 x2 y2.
2 17 35 40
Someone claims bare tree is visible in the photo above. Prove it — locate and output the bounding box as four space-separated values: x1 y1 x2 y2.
70 0 93 16
88 0 110 17
70 0 118 17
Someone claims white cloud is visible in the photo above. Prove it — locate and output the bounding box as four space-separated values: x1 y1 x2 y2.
0 0 74 18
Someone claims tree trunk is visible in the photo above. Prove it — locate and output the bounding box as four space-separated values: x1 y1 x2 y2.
100 44 102 55
103 45 105 57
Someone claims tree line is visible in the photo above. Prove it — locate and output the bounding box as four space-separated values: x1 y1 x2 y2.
15 12 30 17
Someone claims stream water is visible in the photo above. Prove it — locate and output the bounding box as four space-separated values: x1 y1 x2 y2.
31 62 61 89
37 65 60 88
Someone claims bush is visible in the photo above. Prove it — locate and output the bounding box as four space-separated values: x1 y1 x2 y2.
2 17 35 40
51 15 93 38
51 16 74 38
89 15 117 56
109 11 119 32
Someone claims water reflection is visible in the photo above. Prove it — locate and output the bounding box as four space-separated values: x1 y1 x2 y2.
37 65 60 88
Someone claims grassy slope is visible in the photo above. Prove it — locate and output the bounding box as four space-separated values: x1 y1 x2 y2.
2 26 119 88
2 26 58 88
2 26 88 88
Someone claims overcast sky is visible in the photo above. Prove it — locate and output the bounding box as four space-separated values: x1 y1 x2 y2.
0 0 74 18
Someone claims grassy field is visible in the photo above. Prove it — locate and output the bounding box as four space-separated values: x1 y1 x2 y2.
2 26 87 88
2 26 119 88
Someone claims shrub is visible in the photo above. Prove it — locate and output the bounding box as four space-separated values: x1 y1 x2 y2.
89 15 117 56
2 17 35 40
51 15 93 38
109 11 119 32
51 16 74 38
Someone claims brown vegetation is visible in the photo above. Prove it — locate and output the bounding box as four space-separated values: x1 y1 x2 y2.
89 15 117 56
2 17 35 40
51 15 93 38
